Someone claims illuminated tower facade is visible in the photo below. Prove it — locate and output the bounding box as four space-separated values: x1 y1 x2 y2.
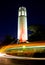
18 7 28 43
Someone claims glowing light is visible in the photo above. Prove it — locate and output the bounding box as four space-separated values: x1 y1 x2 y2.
0 53 6 57
22 10 24 15
19 11 21 16
22 46 26 48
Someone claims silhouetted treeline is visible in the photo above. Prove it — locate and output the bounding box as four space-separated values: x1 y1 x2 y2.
0 35 17 47
28 25 45 41
1 24 45 47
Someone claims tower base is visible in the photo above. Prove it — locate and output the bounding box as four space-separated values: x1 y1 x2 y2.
17 39 29 44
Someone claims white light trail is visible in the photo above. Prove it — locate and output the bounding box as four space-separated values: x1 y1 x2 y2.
0 53 6 57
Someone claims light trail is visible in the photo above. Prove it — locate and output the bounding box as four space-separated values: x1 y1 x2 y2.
0 41 45 53
0 54 45 60
0 53 6 57
7 45 45 50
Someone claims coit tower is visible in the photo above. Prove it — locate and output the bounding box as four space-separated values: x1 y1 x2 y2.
17 7 28 43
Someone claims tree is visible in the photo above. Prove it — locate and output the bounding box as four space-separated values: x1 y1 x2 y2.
1 35 17 46
28 25 45 41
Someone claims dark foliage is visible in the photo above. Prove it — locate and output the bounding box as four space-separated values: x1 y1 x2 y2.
28 25 45 41
1 35 17 46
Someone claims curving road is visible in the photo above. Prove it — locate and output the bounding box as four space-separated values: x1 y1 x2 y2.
0 42 45 65
0 54 45 65
0 54 45 60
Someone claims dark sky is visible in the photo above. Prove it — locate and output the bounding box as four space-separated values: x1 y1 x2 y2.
0 0 45 41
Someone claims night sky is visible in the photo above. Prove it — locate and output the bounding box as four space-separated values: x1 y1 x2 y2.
0 0 45 41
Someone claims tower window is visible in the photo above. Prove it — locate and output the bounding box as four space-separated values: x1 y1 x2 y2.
19 11 21 16
25 11 26 16
22 11 24 15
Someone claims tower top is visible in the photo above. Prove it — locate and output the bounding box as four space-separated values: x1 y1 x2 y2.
18 7 27 16
19 7 26 11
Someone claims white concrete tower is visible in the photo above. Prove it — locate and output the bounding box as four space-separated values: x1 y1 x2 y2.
18 7 28 43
